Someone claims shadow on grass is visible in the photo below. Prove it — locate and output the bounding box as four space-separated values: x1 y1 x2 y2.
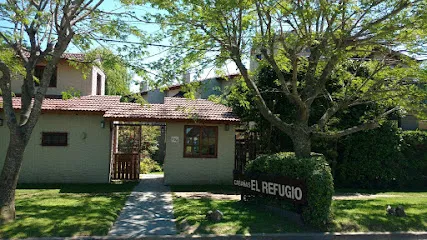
331 198 427 232
173 197 309 234
335 188 427 195
1 182 138 238
17 182 138 193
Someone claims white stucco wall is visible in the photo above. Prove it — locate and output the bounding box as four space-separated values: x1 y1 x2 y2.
10 61 105 96
90 65 106 96
0 113 111 183
166 89 181 97
163 122 235 185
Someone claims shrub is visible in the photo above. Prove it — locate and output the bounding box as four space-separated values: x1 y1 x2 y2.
245 152 334 229
400 130 427 187
334 123 427 189
401 130 427 153
336 123 404 189
140 157 162 174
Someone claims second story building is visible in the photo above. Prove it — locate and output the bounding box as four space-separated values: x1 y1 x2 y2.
11 53 106 98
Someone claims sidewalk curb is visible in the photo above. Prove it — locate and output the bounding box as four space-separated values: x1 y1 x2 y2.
16 232 427 240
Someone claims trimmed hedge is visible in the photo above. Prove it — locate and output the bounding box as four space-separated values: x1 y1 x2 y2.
401 130 427 186
334 124 427 189
245 152 334 229
324 123 427 189
336 123 403 189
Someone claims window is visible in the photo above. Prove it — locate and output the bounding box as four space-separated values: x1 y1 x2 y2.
96 73 102 95
42 132 68 146
34 65 57 88
184 125 218 158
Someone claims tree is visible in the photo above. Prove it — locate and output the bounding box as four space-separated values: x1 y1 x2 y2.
144 0 427 157
0 0 107 223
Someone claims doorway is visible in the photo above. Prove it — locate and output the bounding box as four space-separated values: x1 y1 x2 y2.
111 122 165 181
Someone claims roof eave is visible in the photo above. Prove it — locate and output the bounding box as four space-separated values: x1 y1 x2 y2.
103 116 240 125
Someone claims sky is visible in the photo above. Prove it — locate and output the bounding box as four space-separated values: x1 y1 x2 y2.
0 0 241 93
2 1 423 93
77 1 241 93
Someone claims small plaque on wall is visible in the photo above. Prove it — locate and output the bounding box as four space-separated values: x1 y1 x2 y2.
171 136 179 143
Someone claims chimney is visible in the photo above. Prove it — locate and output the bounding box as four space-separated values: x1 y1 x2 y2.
140 81 148 92
182 72 191 83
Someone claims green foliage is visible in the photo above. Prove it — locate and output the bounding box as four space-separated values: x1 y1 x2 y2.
337 123 404 189
140 125 160 158
140 157 162 174
141 0 427 158
0 46 25 76
245 152 334 229
85 48 132 95
401 130 427 153
117 125 162 171
224 66 400 154
61 88 81 100
117 125 160 155
400 130 427 183
336 124 427 189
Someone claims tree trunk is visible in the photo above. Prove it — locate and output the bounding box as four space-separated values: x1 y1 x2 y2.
0 133 26 223
291 131 312 158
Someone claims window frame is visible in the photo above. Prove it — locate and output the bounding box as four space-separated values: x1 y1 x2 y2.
34 65 58 88
96 73 102 95
183 125 218 158
41 132 68 146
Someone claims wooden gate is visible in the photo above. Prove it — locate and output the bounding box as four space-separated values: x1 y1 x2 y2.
112 153 140 180
234 131 257 173
111 124 141 181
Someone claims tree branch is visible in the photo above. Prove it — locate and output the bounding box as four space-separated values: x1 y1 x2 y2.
313 106 400 139
232 51 294 135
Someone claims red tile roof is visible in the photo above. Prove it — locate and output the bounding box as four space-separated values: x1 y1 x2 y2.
22 52 87 62
0 95 121 112
104 97 240 122
0 96 240 123
60 53 86 61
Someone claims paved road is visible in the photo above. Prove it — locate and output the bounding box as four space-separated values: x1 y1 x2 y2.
108 174 176 237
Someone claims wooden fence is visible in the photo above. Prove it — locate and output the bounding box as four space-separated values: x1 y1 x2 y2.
111 153 140 180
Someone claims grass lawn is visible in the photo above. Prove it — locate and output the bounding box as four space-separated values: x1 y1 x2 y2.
331 192 427 232
0 182 137 239
172 185 427 234
173 197 310 234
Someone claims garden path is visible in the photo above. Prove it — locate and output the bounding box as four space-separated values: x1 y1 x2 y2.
108 174 176 237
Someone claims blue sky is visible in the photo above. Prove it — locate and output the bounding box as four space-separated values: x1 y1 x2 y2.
87 1 240 92
0 0 239 92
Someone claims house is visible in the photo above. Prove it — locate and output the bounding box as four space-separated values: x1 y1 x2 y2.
140 74 240 104
11 53 106 97
400 115 427 131
0 54 240 185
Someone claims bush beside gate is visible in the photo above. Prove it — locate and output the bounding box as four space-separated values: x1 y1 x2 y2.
245 152 334 229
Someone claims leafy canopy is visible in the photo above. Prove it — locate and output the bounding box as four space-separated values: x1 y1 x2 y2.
142 0 427 140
